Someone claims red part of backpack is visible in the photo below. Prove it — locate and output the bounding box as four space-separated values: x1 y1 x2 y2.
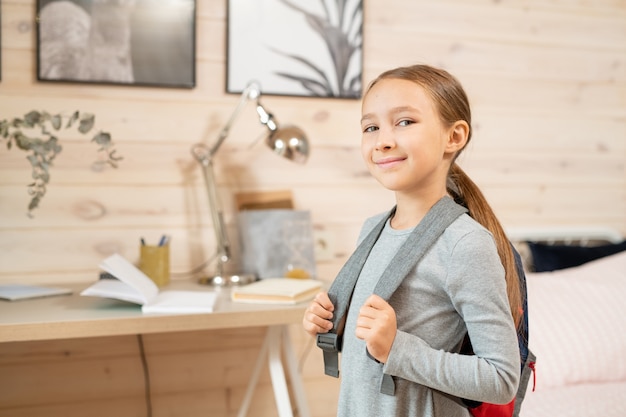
469 399 515 417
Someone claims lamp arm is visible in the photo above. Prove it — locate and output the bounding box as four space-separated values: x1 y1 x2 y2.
198 154 230 265
209 81 262 156
190 81 262 273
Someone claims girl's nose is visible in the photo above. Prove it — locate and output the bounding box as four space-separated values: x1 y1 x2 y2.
375 127 395 150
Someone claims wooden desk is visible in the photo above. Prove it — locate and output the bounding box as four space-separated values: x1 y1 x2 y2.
0 282 311 417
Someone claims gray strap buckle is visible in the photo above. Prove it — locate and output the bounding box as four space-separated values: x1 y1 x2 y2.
317 333 342 378
316 333 342 352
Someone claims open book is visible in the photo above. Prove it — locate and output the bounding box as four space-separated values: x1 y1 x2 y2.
81 254 217 314
231 278 322 304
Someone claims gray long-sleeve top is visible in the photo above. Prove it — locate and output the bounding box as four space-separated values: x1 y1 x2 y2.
337 213 520 417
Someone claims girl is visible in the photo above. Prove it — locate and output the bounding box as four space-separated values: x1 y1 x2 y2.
302 64 521 416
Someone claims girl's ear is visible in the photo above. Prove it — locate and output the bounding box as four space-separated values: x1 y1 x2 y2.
445 120 469 153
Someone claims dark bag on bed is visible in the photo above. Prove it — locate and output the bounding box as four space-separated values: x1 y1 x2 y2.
315 196 536 417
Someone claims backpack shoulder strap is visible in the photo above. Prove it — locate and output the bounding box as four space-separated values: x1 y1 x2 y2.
316 206 392 377
317 196 468 387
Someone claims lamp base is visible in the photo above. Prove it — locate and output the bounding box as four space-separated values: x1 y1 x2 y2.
198 273 257 287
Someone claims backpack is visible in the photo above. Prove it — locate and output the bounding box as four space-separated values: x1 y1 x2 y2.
316 197 536 416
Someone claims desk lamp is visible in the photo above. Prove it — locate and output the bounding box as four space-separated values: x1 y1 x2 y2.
191 81 309 286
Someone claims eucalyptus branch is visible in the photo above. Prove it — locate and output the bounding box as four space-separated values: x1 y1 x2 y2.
0 110 122 216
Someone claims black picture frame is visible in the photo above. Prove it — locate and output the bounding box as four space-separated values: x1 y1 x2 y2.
0 0 2 82
36 0 196 88
226 0 363 99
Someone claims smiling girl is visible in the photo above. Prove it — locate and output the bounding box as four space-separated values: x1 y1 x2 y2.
303 64 522 416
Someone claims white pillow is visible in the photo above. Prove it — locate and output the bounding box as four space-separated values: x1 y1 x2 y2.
526 251 626 390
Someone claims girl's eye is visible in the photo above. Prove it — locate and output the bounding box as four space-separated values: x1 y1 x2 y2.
363 125 378 133
398 119 414 127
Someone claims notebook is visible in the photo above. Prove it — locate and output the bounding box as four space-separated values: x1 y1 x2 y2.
0 284 73 301
231 278 322 304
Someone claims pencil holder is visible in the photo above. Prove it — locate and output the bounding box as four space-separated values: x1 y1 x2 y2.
139 244 170 287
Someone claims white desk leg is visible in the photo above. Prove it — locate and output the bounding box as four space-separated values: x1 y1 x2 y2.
237 331 271 417
267 326 294 417
281 326 311 417
237 325 310 417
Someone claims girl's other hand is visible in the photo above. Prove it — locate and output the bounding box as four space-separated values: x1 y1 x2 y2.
302 291 334 338
355 294 397 363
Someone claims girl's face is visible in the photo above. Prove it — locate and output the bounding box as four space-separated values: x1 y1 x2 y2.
360 78 464 198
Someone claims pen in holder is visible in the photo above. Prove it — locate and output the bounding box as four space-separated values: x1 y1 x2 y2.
139 241 170 287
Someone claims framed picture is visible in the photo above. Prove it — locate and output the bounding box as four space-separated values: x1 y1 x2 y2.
0 0 2 81
36 0 196 88
227 0 363 99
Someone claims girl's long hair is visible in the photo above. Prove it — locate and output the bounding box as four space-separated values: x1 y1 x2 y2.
367 65 523 327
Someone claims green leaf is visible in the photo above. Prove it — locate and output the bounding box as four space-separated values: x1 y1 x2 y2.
91 131 111 146
66 111 80 129
27 154 39 167
15 132 40 151
40 112 52 126
28 196 41 212
51 115 62 130
52 141 62 154
79 113 95 133
24 111 42 127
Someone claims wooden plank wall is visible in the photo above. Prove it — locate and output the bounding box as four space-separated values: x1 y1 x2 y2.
0 0 624 416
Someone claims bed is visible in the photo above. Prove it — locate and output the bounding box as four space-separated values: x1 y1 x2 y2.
506 227 626 417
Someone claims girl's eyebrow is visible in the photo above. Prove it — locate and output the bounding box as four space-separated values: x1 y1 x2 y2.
360 113 375 124
361 105 421 124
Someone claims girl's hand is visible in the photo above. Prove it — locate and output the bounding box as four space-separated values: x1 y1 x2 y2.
355 294 397 363
302 291 335 338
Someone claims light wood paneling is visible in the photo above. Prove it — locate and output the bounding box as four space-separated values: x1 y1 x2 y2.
0 0 624 416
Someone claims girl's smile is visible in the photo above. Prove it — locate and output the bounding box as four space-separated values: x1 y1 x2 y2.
374 155 407 169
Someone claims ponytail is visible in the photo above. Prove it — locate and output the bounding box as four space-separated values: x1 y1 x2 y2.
448 163 523 328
